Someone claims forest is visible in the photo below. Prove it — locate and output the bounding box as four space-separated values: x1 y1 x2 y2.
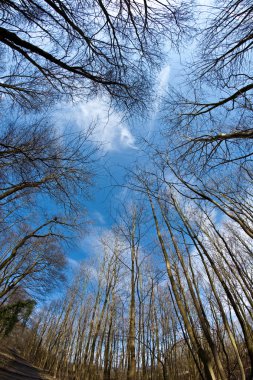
0 0 252 379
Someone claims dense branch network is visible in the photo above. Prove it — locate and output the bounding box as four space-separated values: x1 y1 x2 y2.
0 0 191 109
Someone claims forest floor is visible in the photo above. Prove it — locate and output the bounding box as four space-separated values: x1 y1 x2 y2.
0 348 56 380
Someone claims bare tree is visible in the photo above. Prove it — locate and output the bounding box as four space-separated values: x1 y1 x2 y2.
0 0 192 110
0 114 97 305
160 0 253 177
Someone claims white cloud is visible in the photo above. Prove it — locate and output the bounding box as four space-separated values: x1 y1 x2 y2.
147 65 170 133
67 257 80 269
92 211 106 225
157 65 171 98
72 98 136 151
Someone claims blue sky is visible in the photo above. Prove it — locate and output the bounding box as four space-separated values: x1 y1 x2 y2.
57 64 172 265
56 0 220 267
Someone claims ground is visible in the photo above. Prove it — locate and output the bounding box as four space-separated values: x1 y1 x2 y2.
0 348 56 380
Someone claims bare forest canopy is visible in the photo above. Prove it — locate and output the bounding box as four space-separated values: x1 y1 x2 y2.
0 1 253 380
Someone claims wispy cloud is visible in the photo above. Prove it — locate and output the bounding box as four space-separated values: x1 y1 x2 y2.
147 65 170 133
157 65 171 98
72 98 136 151
92 211 106 225
67 257 80 269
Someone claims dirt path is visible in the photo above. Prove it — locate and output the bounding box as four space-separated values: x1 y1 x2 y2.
0 349 56 380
